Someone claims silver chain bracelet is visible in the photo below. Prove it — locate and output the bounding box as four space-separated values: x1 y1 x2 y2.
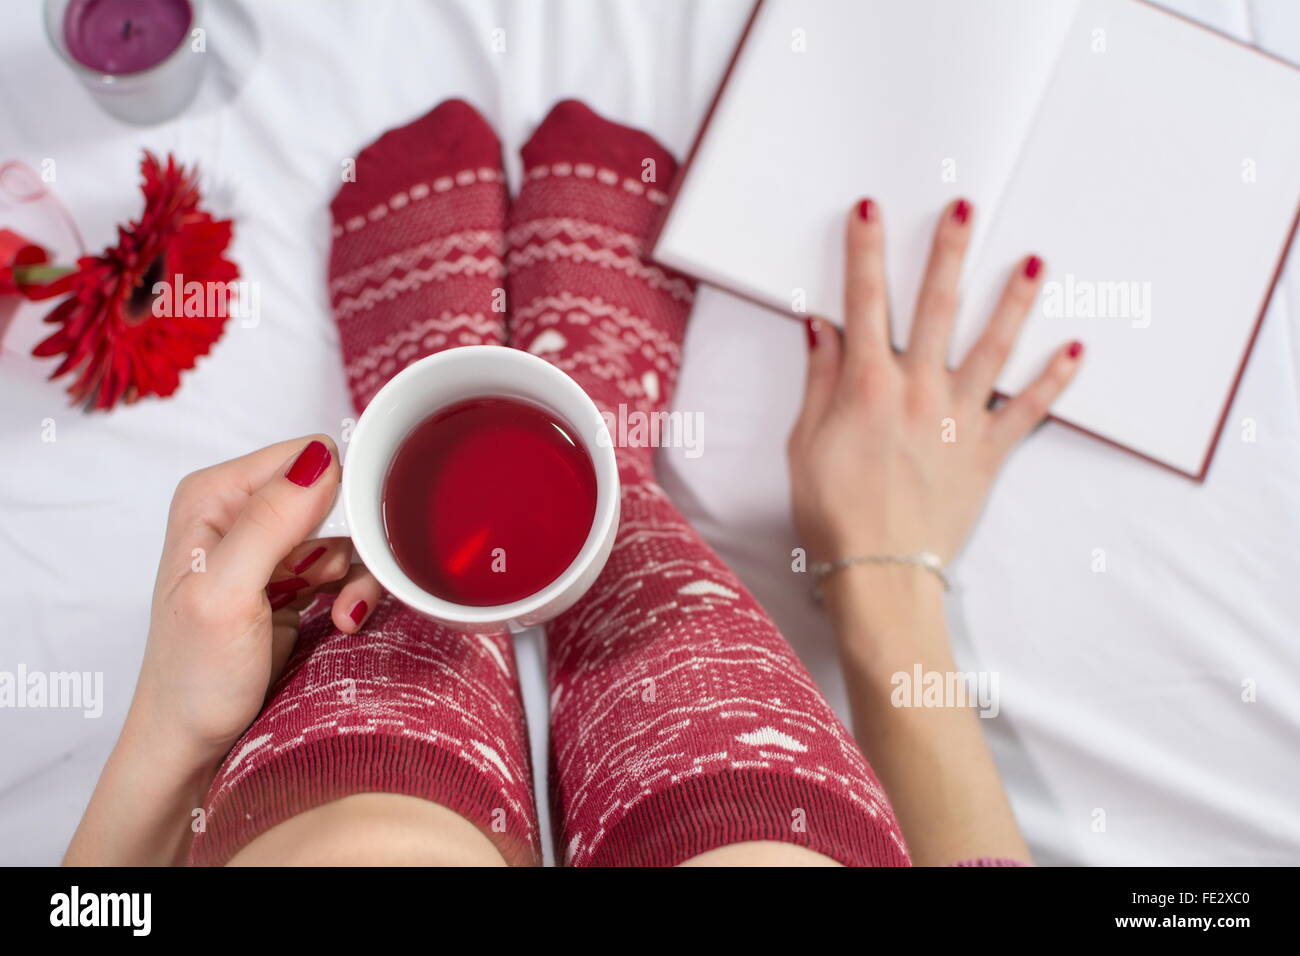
809 551 950 600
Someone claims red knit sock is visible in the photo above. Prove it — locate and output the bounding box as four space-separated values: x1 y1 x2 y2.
507 100 909 867
189 101 540 867
329 98 508 411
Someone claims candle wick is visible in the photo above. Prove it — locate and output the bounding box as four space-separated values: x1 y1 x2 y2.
122 19 132 40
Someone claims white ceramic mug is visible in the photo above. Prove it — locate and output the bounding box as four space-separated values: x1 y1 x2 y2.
315 346 620 632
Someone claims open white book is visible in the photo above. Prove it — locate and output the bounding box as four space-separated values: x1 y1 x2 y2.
652 0 1300 478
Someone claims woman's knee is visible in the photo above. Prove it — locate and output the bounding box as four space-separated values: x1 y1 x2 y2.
226 793 508 866
679 841 843 867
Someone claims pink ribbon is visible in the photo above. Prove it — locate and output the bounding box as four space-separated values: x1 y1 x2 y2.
0 160 86 258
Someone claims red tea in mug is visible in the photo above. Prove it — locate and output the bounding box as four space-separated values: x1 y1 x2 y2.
381 397 598 607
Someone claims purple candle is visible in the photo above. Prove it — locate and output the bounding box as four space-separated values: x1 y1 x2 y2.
63 0 192 75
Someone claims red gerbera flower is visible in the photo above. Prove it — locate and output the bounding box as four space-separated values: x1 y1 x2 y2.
29 152 238 410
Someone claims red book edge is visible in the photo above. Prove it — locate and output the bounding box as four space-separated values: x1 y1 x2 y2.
647 0 1300 483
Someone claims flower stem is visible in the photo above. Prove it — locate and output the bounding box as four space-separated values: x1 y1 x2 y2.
13 264 76 285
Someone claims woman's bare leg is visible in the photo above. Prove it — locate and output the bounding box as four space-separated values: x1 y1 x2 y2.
229 794 508 866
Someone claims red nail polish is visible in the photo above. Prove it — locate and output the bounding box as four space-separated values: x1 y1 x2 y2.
292 546 327 575
1068 340 1084 359
285 440 331 487
349 600 368 626
269 590 297 612
267 576 309 596
804 317 820 349
1024 255 1042 279
857 198 874 222
952 199 971 224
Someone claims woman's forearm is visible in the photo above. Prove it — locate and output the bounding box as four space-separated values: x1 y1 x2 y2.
64 699 218 866
824 566 1031 866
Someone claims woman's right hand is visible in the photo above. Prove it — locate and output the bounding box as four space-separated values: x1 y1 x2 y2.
787 197 1082 571
66 435 387 865
136 436 385 766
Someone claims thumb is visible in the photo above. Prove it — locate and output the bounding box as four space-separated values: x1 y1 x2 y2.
208 437 341 597
792 316 842 443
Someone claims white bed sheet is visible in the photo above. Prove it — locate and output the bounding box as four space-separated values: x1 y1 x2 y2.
1 0 1297 866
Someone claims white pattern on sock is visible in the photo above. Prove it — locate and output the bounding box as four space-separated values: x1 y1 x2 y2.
641 370 660 402
528 329 568 354
471 740 515 782
677 579 739 600
735 726 809 753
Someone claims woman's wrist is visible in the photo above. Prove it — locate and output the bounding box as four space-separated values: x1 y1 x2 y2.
821 562 954 678
120 694 224 782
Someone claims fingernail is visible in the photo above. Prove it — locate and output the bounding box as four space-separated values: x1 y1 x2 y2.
952 199 971 225
269 590 298 612
804 316 820 349
292 546 327 575
1068 340 1084 359
267 576 309 596
857 198 874 222
1023 255 1042 279
349 600 368 626
286 440 331 487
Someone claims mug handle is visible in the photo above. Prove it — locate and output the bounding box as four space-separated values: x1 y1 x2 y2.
312 489 350 540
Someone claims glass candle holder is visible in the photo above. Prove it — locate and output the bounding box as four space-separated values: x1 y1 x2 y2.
43 0 207 125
